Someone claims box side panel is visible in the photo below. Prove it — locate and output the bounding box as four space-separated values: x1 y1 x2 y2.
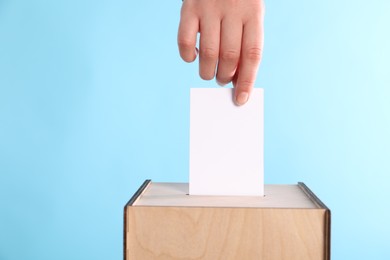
324 209 331 260
124 179 151 260
125 207 327 260
298 182 329 209
124 179 151 207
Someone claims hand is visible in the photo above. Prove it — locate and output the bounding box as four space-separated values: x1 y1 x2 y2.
178 0 265 105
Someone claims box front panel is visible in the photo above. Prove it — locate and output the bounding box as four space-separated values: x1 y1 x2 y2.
126 206 327 260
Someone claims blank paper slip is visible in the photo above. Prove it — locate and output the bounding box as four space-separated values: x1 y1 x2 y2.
189 88 264 196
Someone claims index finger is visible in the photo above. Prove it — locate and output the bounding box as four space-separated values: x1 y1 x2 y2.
234 18 264 105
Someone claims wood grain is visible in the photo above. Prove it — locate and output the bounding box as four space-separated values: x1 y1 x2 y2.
126 206 327 260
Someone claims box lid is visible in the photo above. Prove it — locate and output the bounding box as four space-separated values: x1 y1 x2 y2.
127 180 328 209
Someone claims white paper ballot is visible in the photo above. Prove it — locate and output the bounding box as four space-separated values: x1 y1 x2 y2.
189 88 264 196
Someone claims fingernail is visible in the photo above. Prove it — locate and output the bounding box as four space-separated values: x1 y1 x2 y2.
216 79 226 87
235 92 249 106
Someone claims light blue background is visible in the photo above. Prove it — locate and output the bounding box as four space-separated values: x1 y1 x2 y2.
1 0 389 259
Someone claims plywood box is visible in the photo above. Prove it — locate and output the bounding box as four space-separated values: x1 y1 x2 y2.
124 180 330 260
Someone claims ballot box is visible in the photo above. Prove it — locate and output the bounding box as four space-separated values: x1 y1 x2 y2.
124 180 330 260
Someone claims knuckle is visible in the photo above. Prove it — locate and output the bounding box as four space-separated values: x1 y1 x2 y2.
200 47 218 60
220 50 240 62
178 39 194 50
238 79 255 90
245 47 262 62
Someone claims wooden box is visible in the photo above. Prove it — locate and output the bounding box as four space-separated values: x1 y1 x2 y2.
124 180 330 260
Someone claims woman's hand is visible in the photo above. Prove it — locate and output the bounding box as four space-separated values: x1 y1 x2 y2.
178 0 265 105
